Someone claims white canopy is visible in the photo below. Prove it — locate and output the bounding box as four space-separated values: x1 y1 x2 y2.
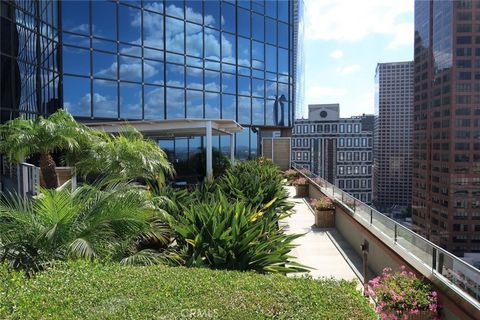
84 119 244 178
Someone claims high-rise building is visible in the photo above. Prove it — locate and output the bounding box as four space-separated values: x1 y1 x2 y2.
413 0 480 255
292 104 374 204
1 1 304 187
373 62 414 213
0 0 61 123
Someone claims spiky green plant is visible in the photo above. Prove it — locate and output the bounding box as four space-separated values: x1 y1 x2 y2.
0 181 179 274
171 190 306 274
0 109 91 188
218 158 292 217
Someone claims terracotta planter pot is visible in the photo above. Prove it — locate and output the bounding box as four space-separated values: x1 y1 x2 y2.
295 184 309 197
314 209 335 228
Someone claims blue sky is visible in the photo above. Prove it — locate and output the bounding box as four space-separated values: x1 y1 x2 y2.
303 0 414 118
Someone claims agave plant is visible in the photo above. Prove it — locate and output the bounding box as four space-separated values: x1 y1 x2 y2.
0 109 92 188
171 191 307 274
0 181 179 274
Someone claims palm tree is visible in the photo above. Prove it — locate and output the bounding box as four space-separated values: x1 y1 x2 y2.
74 127 175 186
0 109 91 189
0 181 178 274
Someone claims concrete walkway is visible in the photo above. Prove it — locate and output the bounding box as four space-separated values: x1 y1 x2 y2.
282 186 359 281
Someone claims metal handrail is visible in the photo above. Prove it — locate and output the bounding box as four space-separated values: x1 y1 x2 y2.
292 161 480 307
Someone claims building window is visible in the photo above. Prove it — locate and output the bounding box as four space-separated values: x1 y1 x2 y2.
303 152 308 161
339 124 345 133
339 138 345 147
303 125 308 133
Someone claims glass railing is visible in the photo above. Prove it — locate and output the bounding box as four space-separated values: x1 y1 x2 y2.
291 162 480 306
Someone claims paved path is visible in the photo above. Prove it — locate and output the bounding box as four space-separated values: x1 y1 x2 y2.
282 186 359 281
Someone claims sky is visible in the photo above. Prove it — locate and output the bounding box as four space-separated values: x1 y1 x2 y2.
303 0 415 118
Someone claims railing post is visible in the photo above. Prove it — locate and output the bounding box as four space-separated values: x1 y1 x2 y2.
394 224 398 243
341 191 344 203
353 199 356 212
432 247 437 274
370 208 373 225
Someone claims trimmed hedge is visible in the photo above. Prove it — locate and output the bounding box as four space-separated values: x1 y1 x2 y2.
1 262 375 319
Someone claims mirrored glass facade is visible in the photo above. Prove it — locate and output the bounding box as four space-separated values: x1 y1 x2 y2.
0 0 303 163
59 0 302 158
0 0 61 123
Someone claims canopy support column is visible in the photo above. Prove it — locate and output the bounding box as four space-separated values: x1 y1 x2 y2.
230 133 235 164
206 121 213 178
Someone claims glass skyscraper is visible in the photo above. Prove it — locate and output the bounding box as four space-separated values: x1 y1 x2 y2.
1 0 304 163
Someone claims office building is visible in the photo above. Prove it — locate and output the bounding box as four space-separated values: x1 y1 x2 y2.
1 0 304 187
413 0 480 255
292 104 374 204
373 62 414 213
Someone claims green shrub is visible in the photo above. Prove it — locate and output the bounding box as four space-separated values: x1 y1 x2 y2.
284 169 299 183
219 158 291 214
1 261 376 320
0 181 179 274
171 191 305 273
73 127 174 185
0 263 25 315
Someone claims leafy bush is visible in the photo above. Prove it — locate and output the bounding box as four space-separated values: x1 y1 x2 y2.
219 158 289 210
0 109 92 188
0 264 23 315
310 197 335 210
171 191 305 273
192 148 231 178
292 177 308 186
0 262 376 320
0 181 179 274
368 266 438 319
73 127 174 185
284 169 299 183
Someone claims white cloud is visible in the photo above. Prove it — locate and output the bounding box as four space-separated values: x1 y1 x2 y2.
307 85 347 103
388 22 414 48
336 64 361 75
305 0 414 48
330 49 344 59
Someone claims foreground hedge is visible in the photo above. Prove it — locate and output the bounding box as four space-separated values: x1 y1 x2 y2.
1 262 375 319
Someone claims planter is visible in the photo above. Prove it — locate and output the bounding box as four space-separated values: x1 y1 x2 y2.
295 184 309 197
409 310 436 320
314 209 335 228
40 167 75 188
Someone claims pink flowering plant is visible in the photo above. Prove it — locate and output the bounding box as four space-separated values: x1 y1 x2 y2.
310 197 335 210
368 266 439 320
292 177 308 186
284 169 299 183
